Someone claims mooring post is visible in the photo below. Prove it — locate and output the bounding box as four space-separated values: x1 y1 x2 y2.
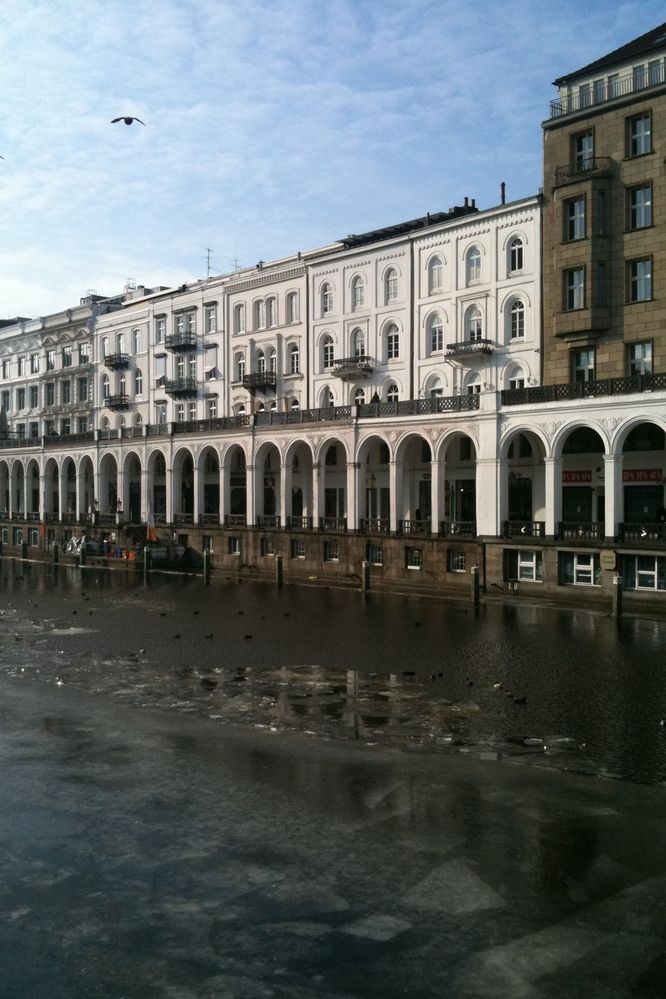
203 548 211 586
362 559 370 593
275 553 284 588
471 565 480 606
612 574 623 618
143 546 152 585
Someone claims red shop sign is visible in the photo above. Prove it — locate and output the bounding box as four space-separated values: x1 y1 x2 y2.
562 470 592 483
622 468 663 483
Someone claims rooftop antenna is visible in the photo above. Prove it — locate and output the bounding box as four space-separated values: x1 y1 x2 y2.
204 248 220 278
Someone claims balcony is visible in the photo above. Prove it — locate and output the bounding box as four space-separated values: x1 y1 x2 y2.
332 355 373 380
257 515 280 528
504 521 545 539
501 373 666 406
166 331 197 351
549 65 666 119
618 523 666 545
224 514 246 527
446 339 493 357
164 378 197 397
319 516 347 532
558 522 604 541
553 157 613 187
104 394 130 410
104 353 130 369
286 515 312 530
398 519 431 536
439 520 476 538
242 371 277 392
359 517 389 534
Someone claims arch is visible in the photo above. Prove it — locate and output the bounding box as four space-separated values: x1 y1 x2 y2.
321 333 335 370
464 371 483 394
25 458 40 516
465 305 483 341
351 327 365 356
356 433 393 529
613 415 666 455
122 450 143 523
507 234 524 273
385 382 399 403
319 385 335 408
320 280 334 316
254 439 282 521
147 448 168 523
465 244 482 284
383 265 399 304
427 254 443 294
506 364 526 390
426 311 445 353
99 452 118 515
172 446 195 522
552 421 610 460
198 444 220 522
319 435 349 525
350 274 365 311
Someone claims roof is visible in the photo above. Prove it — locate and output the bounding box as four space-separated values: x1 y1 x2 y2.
340 203 478 250
554 22 666 85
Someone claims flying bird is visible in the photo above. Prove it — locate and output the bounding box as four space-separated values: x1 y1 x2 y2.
111 116 146 126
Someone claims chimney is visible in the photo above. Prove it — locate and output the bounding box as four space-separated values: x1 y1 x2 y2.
471 198 476 209
464 196 469 207
500 181 506 205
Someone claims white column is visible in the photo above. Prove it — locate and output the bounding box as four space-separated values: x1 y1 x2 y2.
280 462 290 527
430 459 446 534
497 458 509 534
165 466 173 525
312 462 323 527
141 466 149 523
604 453 623 541
246 464 257 526
475 458 499 536
39 474 46 521
347 461 359 531
193 462 201 526
544 456 562 538
58 464 66 522
389 460 400 533
218 460 226 526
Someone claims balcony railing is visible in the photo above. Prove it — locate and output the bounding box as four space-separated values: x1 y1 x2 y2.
199 513 220 527
446 339 494 357
549 65 666 118
286 515 312 530
165 331 197 351
554 156 613 186
502 373 666 407
504 521 545 538
257 514 280 528
173 513 194 526
104 394 131 409
243 371 277 391
224 514 246 527
440 520 476 538
319 516 347 532
359 517 390 534
104 353 130 369
558 522 604 541
618 523 666 544
331 355 373 379
398 519 431 535
164 378 197 396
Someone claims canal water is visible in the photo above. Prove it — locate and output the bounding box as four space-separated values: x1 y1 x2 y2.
1 560 665 785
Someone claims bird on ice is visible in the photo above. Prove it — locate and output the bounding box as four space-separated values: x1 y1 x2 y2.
111 116 146 126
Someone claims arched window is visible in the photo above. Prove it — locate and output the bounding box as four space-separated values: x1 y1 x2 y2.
428 255 443 294
134 413 143 426
266 297 277 327
384 267 398 304
321 282 333 316
322 335 334 369
132 329 141 353
508 367 526 390
267 349 276 373
119 374 126 396
257 349 266 374
254 300 265 330
509 237 524 273
289 343 300 374
354 387 366 405
427 376 443 399
238 403 246 416
386 383 399 402
257 402 265 412
102 374 110 399
101 336 109 359
325 444 337 465
467 372 482 395
286 291 298 323
510 300 525 339
270 400 277 411
466 306 483 342
321 386 334 408
117 332 125 353
466 246 481 285
351 275 364 311
235 352 245 382
352 328 365 356
234 303 245 334
135 369 143 395
386 323 399 360
428 313 444 352
290 398 300 410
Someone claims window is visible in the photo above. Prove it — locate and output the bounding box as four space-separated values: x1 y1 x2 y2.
508 238 523 273
324 540 339 562
233 303 245 333
102 374 110 399
386 383 398 402
78 417 88 433
131 329 140 354
175 403 185 422
510 300 525 339
428 256 442 293
628 341 652 376
78 377 88 402
291 540 305 559
405 547 423 570
204 304 217 333
649 59 662 86
155 317 166 343
286 291 298 323
593 78 605 103
467 306 483 341
572 348 595 383
322 335 334 369
266 298 277 328
628 258 652 302
61 380 71 404
254 300 266 330
30 353 39 373
608 73 620 97
386 324 399 360
366 543 383 566
352 328 365 356
466 373 482 395
176 355 185 379
260 537 275 557
560 552 600 586
351 276 364 310
579 83 590 107
384 267 398 304
466 246 481 284
429 314 444 352
633 64 647 90
228 536 240 556
628 185 652 229
572 130 593 171
155 402 167 424
18 356 25 376
448 549 466 572
564 267 585 310
134 369 143 395
565 196 585 240
321 282 333 316
289 343 300 374
257 349 266 374
46 348 55 371
60 418 70 435
119 374 127 396
45 382 55 406
1 359 7 379
354 387 366 405
62 345 72 367
505 549 543 582
235 353 245 382
268 349 276 374
1 389 9 410
627 113 651 156
622 555 666 591
79 342 90 364
188 402 197 421
508 368 525 391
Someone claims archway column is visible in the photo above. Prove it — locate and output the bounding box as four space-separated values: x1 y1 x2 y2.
280 462 291 526
312 462 323 525
192 462 201 525
544 456 562 538
347 462 360 531
141 466 150 524
58 465 66 522
430 459 446 533
39 473 46 521
497 458 509 532
246 464 257 526
604 454 623 541
164 467 172 525
389 460 400 533
219 459 228 525
475 457 499 536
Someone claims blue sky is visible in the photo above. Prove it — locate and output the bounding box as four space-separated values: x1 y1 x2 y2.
1 0 664 317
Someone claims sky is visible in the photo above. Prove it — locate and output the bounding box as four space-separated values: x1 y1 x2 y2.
1 0 664 318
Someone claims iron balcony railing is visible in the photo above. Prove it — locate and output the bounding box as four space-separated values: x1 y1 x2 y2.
243 372 277 390
224 514 246 527
331 355 373 378
359 517 390 534
257 514 280 528
446 339 493 356
104 394 131 409
286 515 312 530
550 65 666 118
164 378 197 396
618 523 666 544
502 373 666 407
554 156 613 186
165 331 197 351
104 353 130 369
199 513 220 527
504 521 546 538
319 516 347 532
439 520 476 538
558 522 604 541
398 519 432 535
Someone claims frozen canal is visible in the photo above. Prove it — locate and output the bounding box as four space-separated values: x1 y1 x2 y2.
1 563 666 996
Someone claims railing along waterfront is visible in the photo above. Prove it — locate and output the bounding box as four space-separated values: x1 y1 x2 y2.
502 373 666 406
